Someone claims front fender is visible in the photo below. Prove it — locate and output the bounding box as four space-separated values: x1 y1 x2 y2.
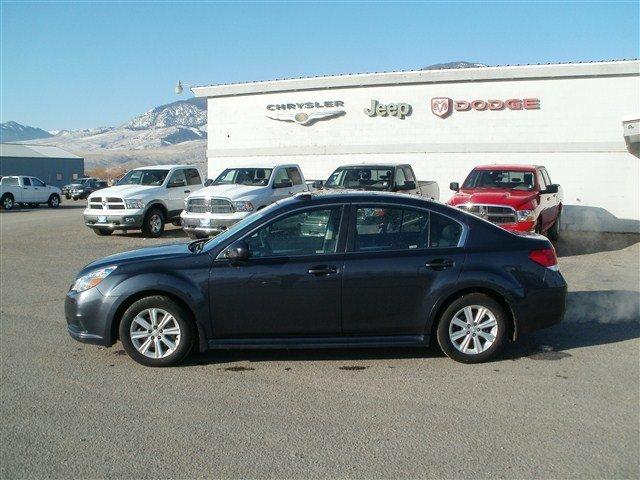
99 272 210 350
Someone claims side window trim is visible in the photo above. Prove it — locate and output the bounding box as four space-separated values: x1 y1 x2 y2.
346 202 467 253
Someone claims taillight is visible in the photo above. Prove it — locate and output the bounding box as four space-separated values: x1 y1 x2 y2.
529 247 558 269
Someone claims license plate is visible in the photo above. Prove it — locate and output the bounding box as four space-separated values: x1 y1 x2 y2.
199 218 211 227
98 216 107 223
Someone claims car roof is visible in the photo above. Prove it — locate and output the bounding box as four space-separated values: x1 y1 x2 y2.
219 162 300 169
474 164 540 171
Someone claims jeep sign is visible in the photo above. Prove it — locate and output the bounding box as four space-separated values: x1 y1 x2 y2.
364 99 412 119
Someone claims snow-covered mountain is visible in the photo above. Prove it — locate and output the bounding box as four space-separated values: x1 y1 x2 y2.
1 121 53 142
125 98 206 130
422 61 488 70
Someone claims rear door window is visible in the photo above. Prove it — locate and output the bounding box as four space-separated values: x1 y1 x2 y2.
22 177 31 186
352 206 430 252
186 168 202 185
429 213 463 248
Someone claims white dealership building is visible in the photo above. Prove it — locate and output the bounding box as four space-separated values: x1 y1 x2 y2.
192 60 640 232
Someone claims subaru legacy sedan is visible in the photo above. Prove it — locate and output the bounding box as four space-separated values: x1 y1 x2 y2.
66 191 566 367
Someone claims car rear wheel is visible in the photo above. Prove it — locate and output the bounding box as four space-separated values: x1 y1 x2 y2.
119 296 194 367
436 293 508 363
142 208 165 238
93 228 113 236
48 194 61 208
1 194 14 210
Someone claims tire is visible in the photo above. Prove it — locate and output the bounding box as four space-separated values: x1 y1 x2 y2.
119 295 194 367
171 219 182 227
547 210 561 241
48 194 61 208
72 196 79 201
65 194 71 200
93 228 113 236
142 208 165 238
436 293 508 364
1 194 14 210
188 232 207 240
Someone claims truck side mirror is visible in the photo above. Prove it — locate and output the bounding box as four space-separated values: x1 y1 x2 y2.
168 179 186 188
542 184 559 194
221 240 250 261
450 182 460 192
312 180 324 189
204 178 214 187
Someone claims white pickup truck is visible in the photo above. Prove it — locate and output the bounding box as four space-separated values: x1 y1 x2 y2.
83 165 204 237
0 176 62 210
181 163 309 238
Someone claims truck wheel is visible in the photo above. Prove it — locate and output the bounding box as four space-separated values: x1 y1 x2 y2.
171 219 182 227
1 194 14 210
48 194 61 208
547 210 561 241
142 208 165 238
65 194 71 200
93 228 113 236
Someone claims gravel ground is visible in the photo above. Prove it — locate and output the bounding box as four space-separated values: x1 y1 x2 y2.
1 204 639 479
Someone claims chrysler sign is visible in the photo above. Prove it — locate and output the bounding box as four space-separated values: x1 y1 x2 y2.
431 97 540 119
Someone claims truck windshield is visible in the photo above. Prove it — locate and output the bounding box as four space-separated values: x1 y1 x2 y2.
118 169 169 186
213 168 272 187
325 167 393 190
462 170 536 191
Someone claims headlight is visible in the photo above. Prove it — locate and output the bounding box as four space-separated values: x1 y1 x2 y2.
125 199 145 209
516 209 535 222
71 266 117 293
233 201 254 212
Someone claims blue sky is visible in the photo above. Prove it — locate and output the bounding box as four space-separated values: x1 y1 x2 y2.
1 1 638 130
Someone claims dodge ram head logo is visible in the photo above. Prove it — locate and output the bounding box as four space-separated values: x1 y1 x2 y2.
431 97 453 119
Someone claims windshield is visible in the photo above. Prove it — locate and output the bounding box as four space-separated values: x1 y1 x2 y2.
325 167 393 190
117 169 169 186
213 168 273 187
462 170 536 191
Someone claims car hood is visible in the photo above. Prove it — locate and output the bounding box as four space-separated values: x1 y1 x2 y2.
189 183 265 200
81 243 193 274
87 184 159 199
449 188 538 209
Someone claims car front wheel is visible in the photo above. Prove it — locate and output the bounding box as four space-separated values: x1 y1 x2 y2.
119 295 194 367
1 194 14 210
48 194 61 208
436 293 508 363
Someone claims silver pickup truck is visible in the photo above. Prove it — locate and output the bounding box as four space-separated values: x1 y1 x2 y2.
312 163 439 200
181 163 309 238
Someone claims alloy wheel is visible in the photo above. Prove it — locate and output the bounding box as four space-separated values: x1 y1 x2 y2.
150 214 162 234
3 197 13 209
129 308 181 359
448 305 498 355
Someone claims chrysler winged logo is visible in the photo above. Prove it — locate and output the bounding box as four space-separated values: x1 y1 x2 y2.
265 110 345 126
431 97 453 119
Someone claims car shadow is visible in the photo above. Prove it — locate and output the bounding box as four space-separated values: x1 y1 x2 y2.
555 231 639 257
184 290 640 367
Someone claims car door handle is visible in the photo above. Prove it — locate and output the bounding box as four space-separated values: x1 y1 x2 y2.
308 265 338 276
425 259 454 270
184 190 191 193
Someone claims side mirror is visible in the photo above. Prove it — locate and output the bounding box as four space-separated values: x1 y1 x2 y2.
450 182 460 192
168 179 187 188
273 179 293 189
402 180 416 191
312 180 324 189
542 184 559 194
204 178 214 187
222 240 250 260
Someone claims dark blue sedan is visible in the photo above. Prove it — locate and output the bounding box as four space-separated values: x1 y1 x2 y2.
66 191 566 366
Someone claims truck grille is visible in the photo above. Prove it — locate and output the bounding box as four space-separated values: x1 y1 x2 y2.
186 198 234 214
457 204 517 224
88 197 126 210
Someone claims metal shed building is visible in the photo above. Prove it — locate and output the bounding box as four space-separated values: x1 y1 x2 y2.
0 143 84 188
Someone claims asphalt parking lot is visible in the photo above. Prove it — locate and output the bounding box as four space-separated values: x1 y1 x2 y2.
1 204 639 479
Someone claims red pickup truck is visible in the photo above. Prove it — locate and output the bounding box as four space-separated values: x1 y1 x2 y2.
448 164 563 240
